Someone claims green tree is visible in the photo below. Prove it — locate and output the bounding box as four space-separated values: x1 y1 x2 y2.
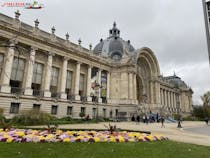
201 91 210 107
79 112 85 119
192 106 210 119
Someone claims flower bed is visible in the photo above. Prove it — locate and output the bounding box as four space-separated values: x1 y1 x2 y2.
0 129 168 143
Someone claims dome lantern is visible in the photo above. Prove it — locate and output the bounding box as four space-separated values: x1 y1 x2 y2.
109 21 120 38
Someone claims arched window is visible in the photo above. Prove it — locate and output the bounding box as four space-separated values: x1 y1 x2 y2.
111 51 122 61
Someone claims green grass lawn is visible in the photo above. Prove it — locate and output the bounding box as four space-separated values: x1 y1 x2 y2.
0 141 209 158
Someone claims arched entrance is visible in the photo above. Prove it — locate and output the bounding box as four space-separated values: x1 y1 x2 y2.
135 47 160 106
136 57 151 104
136 75 144 103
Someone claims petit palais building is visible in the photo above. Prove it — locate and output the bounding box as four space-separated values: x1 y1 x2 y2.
0 12 193 119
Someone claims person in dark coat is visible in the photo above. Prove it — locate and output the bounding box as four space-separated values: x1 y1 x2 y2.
86 114 90 121
205 117 209 125
160 116 165 128
156 113 159 122
131 115 135 122
136 115 140 124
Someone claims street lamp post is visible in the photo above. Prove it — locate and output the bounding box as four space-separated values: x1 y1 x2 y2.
202 0 210 66
95 90 99 123
176 100 182 128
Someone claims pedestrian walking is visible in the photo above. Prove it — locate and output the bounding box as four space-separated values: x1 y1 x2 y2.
86 114 90 122
177 118 182 128
143 115 146 123
136 115 140 124
161 116 165 128
156 113 159 122
205 117 209 125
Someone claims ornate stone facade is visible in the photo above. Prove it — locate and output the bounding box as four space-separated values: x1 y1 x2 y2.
0 12 193 119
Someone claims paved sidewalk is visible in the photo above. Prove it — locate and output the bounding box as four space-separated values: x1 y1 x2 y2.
31 121 210 146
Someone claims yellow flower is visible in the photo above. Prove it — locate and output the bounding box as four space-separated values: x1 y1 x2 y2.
110 137 116 142
46 134 54 139
103 138 108 142
6 137 13 143
154 135 162 140
93 137 100 142
56 130 62 135
133 133 140 137
78 131 85 135
128 133 134 137
38 136 45 140
146 135 154 141
118 136 125 142
16 131 25 137
63 138 70 142
66 131 74 136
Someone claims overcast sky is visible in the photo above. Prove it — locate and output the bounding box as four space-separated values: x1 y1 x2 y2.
1 0 209 105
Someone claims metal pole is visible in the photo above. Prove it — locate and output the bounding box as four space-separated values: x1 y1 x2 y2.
202 0 210 66
95 88 99 123
96 98 98 123
177 101 182 128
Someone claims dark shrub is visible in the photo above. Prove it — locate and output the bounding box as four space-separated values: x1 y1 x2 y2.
13 109 53 125
79 112 85 119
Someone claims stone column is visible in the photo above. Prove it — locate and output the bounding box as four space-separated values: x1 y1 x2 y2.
133 73 137 101
173 92 176 110
162 89 164 105
97 69 102 103
171 92 173 110
74 61 81 100
128 73 133 100
168 91 171 110
178 94 181 112
24 46 37 95
43 52 53 97
155 81 161 105
106 71 110 100
165 90 168 107
163 90 166 106
167 91 170 107
163 89 165 105
171 92 173 109
171 92 174 109
60 57 68 99
150 81 154 104
173 93 176 110
86 65 92 102
1 40 16 93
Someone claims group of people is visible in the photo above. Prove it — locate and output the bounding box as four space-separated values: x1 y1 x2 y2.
131 113 165 128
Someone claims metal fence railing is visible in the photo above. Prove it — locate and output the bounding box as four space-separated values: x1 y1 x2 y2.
11 87 24 95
